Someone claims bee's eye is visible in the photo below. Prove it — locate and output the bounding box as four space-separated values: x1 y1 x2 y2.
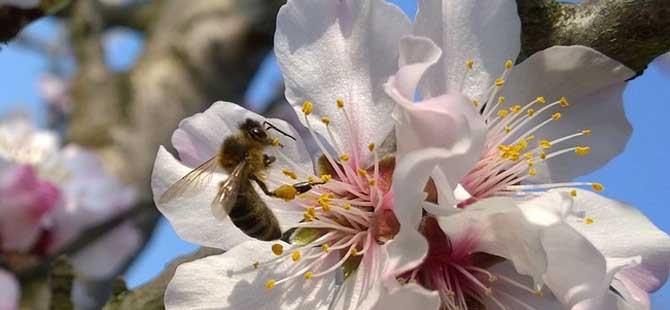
250 127 267 141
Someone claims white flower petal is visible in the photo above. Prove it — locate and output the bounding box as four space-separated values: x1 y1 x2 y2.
383 226 428 282
558 189 670 294
332 243 386 310
485 261 564 310
499 46 635 182
165 241 336 310
152 146 252 249
70 223 141 279
0 269 19 310
385 35 442 106
371 283 440 310
414 0 521 99
275 0 411 164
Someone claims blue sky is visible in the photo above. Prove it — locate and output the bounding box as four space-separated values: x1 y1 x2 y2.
1 0 668 306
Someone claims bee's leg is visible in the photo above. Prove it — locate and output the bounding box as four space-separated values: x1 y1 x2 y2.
263 154 276 167
249 175 277 197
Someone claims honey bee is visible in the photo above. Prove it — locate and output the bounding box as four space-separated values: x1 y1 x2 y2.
159 118 322 241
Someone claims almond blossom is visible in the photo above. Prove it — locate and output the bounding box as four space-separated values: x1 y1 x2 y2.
153 0 438 308
0 118 140 308
381 0 670 309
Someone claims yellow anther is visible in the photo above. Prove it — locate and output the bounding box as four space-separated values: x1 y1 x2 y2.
307 207 317 218
575 146 591 156
304 271 314 280
291 251 302 262
275 185 298 201
551 112 562 121
318 193 332 211
505 59 514 69
271 137 281 147
322 244 330 252
539 152 547 160
584 217 595 225
498 96 506 105
271 244 284 256
368 143 375 152
282 168 297 180
302 101 314 115
484 288 493 296
336 99 345 108
368 178 377 187
539 140 552 149
472 99 480 107
253 261 259 269
342 202 352 210
534 290 544 297
495 78 505 87
510 105 522 113
303 212 314 221
321 116 331 125
504 126 512 134
529 167 537 176
592 183 604 192
559 97 570 107
536 96 546 104
320 174 332 182
339 154 350 161
570 190 577 197
526 135 536 141
524 152 534 160
307 176 316 183
351 248 360 256
357 168 368 177
489 275 498 282
527 108 536 117
581 129 592 136
321 204 331 212
497 109 510 118
265 279 277 289
466 59 474 69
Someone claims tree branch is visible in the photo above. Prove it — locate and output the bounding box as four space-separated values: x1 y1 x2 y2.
517 0 670 73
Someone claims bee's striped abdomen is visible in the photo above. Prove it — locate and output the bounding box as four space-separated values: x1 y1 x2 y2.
228 184 281 241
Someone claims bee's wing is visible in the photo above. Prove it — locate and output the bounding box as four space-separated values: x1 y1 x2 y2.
210 160 246 220
158 156 220 204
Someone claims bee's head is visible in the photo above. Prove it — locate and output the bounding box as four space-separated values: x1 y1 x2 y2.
240 119 269 143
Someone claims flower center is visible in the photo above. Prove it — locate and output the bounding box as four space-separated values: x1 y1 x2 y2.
406 217 542 310
257 100 397 290
458 60 604 203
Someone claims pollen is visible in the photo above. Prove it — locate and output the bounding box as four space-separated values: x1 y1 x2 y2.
271 137 281 147
505 59 514 69
282 168 297 180
265 279 277 289
339 154 350 161
303 212 314 221
570 190 577 197
559 97 570 107
368 143 375 152
351 248 360 256
342 202 351 210
302 101 314 115
584 217 595 225
320 174 332 182
291 251 302 262
510 105 521 113
271 244 284 256
498 96 506 105
304 271 314 280
318 194 332 211
321 116 331 125
528 167 537 176
497 109 509 118
495 78 505 87
536 96 546 104
368 179 377 187
527 108 536 117
575 146 591 156
307 207 317 218
551 112 562 121
275 185 298 201
357 168 368 177
336 99 345 109
539 152 547 160
539 140 552 149
582 129 592 136
466 59 474 69
322 244 330 252
592 183 604 192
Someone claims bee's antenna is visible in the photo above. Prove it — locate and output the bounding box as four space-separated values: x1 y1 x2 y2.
263 121 296 141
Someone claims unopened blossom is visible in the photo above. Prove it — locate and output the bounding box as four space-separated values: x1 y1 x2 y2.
154 0 438 308
381 0 670 309
0 118 140 308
